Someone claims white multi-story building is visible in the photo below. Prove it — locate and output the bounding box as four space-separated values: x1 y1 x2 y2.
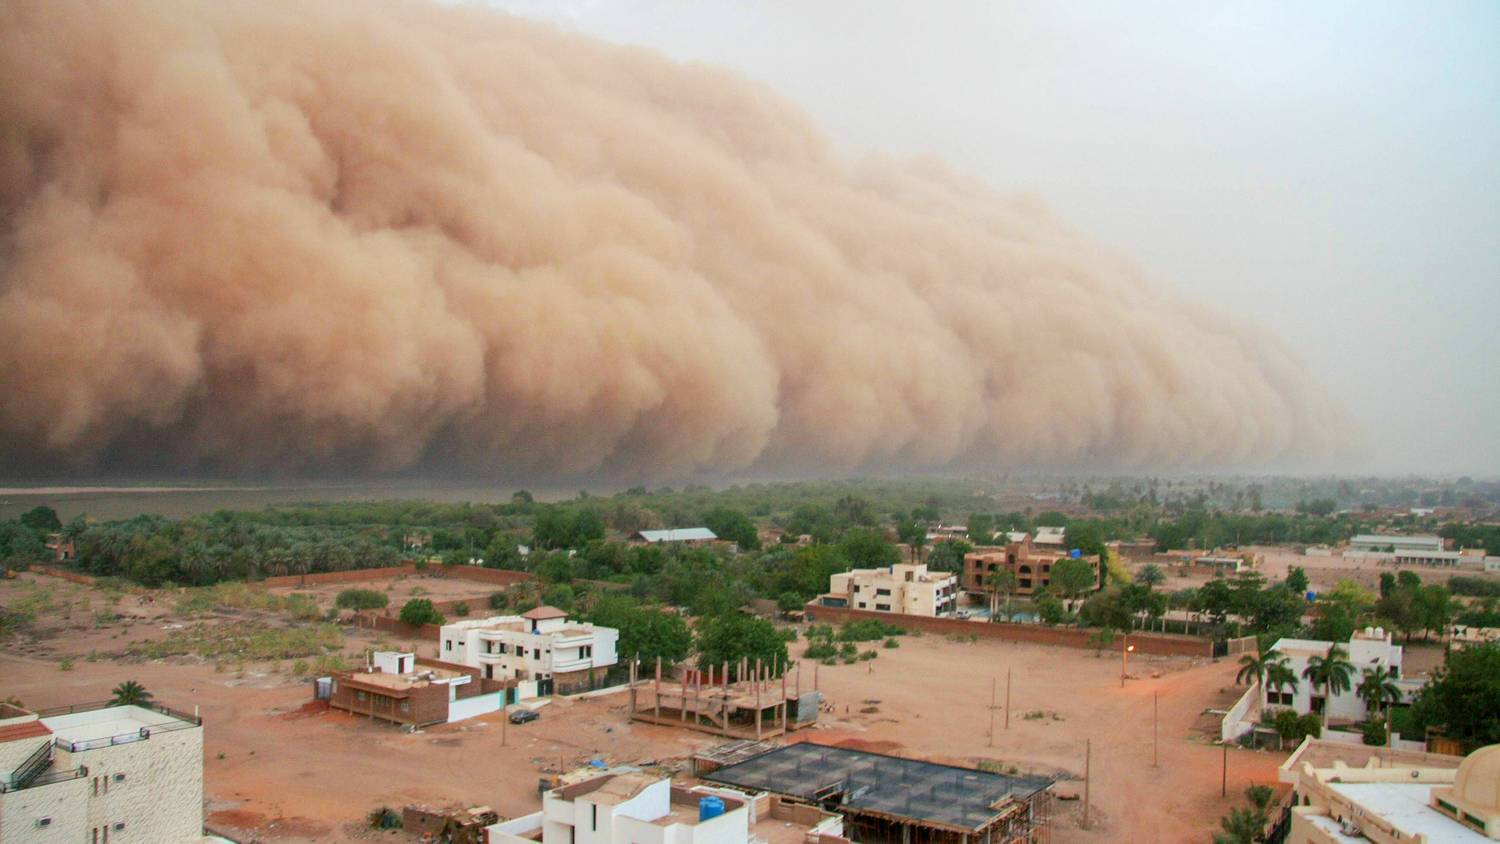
440 606 618 696
1347 534 1445 554
825 563 958 616
1263 627 1425 724
485 770 845 844
0 700 204 843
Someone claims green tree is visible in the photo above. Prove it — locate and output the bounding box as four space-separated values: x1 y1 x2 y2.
19 506 63 533
985 567 1018 620
1356 667 1401 719
1049 557 1098 610
895 520 928 563
702 507 760 551
1285 566 1309 594
1134 563 1165 588
925 539 972 573
694 614 789 679
109 680 153 707
588 596 691 665
1236 648 1285 688
335 589 389 611
1302 644 1355 712
399 599 445 627
1409 642 1500 748
840 529 899 570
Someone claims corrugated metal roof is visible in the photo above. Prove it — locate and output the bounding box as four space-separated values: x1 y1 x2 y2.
634 528 717 543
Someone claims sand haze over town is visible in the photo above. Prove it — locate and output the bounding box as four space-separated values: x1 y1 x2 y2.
0 0 1350 481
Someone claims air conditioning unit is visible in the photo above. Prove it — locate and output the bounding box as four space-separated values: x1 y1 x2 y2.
36 818 51 828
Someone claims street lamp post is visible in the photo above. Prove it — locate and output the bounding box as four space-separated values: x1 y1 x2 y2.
1121 638 1135 688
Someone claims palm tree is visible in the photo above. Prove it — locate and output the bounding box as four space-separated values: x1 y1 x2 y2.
1302 645 1355 716
109 680 153 707
1356 668 1402 719
985 568 1017 621
1265 660 1298 708
1213 807 1264 844
1236 648 1284 687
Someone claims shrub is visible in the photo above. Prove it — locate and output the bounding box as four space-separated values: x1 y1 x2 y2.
284 593 322 621
883 637 900 649
335 589 389 611
291 659 310 675
858 650 877 661
839 619 904 642
839 641 857 658
488 591 509 610
399 599 445 627
59 658 74 672
1361 720 1387 746
804 641 837 660
451 602 470 617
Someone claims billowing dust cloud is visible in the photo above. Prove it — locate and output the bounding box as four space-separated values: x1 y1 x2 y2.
0 0 1347 479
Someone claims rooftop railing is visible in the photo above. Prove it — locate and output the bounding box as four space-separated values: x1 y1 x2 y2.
36 700 201 726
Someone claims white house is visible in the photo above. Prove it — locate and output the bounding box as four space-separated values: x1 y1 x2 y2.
1033 526 1067 548
1263 627 1425 724
825 563 958 616
0 700 204 843
440 606 618 696
485 770 844 844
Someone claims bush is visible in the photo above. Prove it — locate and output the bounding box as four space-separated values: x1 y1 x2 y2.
398 599 445 627
858 650 877 661
839 619 903 642
1450 576 1500 598
451 602 470 617
1361 720 1387 746
804 641 837 660
488 591 509 610
335 589 389 611
839 641 857 659
284 593 322 621
883 637 900 649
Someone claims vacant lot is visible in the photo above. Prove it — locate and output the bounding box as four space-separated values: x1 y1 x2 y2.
2 574 1281 843
266 571 507 611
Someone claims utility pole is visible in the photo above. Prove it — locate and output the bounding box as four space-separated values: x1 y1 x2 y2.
1005 667 1011 730
989 677 996 747
1221 741 1228 797
1082 739 1091 830
1153 690 1159 767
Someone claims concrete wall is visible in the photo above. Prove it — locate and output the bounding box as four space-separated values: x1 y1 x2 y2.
263 564 532 588
0 773 89 844
447 691 503 723
46 724 204 844
805 602 1213 657
1222 681 1262 742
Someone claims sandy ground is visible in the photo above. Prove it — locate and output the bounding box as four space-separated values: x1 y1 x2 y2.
267 572 506 611
2 574 1284 844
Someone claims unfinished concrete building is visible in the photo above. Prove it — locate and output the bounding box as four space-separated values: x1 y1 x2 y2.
700 743 1054 844
628 658 821 740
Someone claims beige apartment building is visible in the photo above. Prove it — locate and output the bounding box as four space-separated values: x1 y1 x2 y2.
825 563 958 616
0 700 205 843
1277 737 1499 842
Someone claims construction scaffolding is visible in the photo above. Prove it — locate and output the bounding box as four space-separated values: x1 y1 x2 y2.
627 657 820 740
701 742 1054 844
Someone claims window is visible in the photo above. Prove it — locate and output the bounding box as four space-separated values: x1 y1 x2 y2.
113 822 125 831
876 588 891 596
857 602 867 609
581 645 592 658
591 804 598 831
357 691 367 702
113 773 125 783
533 649 541 659
445 641 453 651
876 604 891 612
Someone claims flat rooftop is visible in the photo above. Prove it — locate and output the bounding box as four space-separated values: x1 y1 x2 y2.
43 705 195 745
1328 782 1489 842
350 666 466 691
704 743 1051 832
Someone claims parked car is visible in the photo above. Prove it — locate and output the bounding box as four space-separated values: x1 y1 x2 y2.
509 709 540 725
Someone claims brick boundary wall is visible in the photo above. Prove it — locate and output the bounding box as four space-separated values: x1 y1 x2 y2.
29 564 97 585
804 603 1213 657
262 564 533 588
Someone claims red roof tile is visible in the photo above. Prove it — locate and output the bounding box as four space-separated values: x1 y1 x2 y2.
0 720 51 743
521 605 568 620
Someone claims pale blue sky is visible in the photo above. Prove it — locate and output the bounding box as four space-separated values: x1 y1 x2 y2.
499 1 1500 475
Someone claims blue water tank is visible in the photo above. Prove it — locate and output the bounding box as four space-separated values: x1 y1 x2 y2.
1070 548 1082 558
698 796 725 822
1306 591 1317 602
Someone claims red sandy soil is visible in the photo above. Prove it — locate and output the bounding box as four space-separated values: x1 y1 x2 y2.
1 573 1285 843
267 572 506 610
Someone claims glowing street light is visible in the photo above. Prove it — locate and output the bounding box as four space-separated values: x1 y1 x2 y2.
1121 639 1136 687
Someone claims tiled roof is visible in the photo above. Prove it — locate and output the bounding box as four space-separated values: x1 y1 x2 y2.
0 720 52 743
